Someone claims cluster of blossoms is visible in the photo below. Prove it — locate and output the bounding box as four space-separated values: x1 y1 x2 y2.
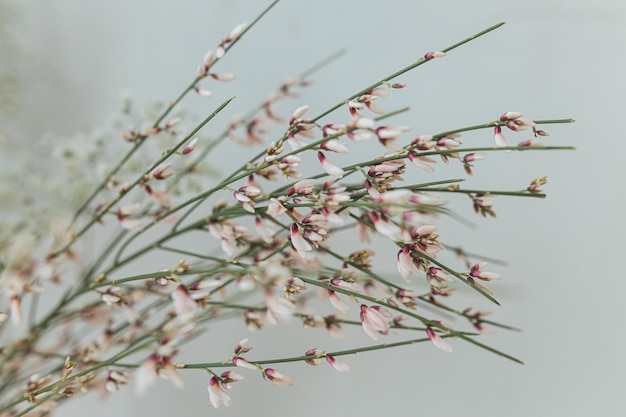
0 6 572 416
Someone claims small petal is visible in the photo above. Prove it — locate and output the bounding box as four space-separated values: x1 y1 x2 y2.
182 137 199 154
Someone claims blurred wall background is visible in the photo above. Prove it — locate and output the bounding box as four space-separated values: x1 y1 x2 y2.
2 0 625 416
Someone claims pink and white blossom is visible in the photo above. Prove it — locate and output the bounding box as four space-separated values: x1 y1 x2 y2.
317 151 344 177
426 326 453 352
494 125 511 148
182 137 199 154
135 356 159 394
359 304 389 340
264 368 293 386
207 377 232 408
328 289 350 314
470 262 501 281
304 348 324 366
325 354 351 372
232 356 258 370
424 51 446 60
289 223 312 258
397 245 420 283
171 285 197 321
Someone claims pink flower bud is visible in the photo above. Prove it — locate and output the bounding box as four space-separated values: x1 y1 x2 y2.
182 137 199 154
226 23 246 42
203 50 215 68
290 105 309 124
424 51 446 60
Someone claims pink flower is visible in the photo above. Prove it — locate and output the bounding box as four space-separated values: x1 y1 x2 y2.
210 72 235 82
328 289 350 314
226 23 246 42
207 377 232 409
370 212 404 241
397 245 420 283
288 179 316 196
359 304 389 340
135 356 159 394
233 338 251 355
317 151 344 177
105 370 131 393
426 326 453 352
232 356 258 370
171 285 197 321
408 151 436 172
494 125 511 148
500 111 523 121
424 51 446 60
266 198 287 219
202 50 215 70
321 139 349 154
469 262 501 281
182 137 199 154
254 217 275 243
264 288 295 320
325 354 351 372
304 348 323 366
289 223 312 258
264 368 293 386
290 105 309 124
375 126 410 149
117 203 144 231
220 371 244 389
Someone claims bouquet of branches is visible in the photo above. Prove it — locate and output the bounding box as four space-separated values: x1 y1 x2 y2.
0 1 573 414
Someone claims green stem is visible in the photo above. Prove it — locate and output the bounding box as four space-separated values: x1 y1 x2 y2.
296 276 522 363
180 336 447 369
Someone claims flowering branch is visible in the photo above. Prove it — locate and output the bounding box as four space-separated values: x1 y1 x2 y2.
0 4 575 414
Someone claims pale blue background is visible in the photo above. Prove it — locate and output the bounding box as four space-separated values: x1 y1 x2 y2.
4 0 625 416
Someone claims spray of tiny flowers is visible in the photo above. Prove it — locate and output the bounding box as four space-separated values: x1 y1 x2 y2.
0 1 574 415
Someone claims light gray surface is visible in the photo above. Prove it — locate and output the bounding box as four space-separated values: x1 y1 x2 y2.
5 0 625 415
